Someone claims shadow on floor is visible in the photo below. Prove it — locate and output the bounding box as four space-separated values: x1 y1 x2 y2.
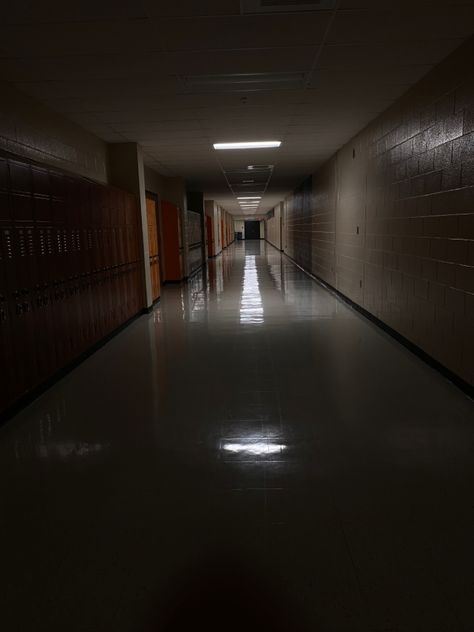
145 553 310 632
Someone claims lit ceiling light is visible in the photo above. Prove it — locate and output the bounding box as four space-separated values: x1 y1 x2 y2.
213 141 281 150
222 442 286 456
237 196 261 200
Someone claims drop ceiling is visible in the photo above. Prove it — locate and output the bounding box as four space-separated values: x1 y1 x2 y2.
0 0 473 214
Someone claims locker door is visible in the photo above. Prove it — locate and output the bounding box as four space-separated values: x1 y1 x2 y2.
0 226 15 410
146 196 161 301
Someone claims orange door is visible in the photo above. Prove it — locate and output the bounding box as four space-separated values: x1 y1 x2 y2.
206 216 214 257
146 196 161 301
161 200 184 281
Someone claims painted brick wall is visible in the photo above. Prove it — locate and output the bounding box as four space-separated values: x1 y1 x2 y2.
284 37 474 386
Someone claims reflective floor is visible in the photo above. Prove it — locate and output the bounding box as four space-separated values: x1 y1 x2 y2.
1 240 473 631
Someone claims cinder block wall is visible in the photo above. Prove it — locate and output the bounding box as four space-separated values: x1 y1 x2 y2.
0 81 109 182
284 37 474 386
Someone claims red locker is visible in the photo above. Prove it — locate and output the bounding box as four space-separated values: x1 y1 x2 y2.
0 153 145 414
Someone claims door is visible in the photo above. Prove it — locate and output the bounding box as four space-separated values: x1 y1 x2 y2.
146 196 161 301
161 200 184 282
244 220 260 240
206 216 214 257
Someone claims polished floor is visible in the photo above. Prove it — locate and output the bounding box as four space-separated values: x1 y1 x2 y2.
1 240 473 631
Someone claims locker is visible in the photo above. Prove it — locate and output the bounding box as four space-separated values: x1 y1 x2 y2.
33 195 52 224
0 191 12 224
0 229 14 410
0 152 144 414
9 225 41 395
9 161 32 193
31 166 50 197
0 157 9 191
12 193 33 222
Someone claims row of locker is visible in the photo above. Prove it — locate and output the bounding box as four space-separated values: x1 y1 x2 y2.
0 152 145 415
1 223 141 284
1 263 143 413
0 158 138 227
0 192 138 226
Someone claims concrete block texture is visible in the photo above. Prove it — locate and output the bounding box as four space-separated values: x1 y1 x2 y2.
283 38 474 386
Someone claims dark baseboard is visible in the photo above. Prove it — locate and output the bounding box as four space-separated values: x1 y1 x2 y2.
273 244 473 399
0 307 148 425
145 296 161 312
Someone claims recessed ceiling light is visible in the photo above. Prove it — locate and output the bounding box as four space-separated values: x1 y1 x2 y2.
213 141 281 150
237 196 261 200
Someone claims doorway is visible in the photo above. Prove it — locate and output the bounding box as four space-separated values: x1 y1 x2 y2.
244 220 260 240
206 216 214 257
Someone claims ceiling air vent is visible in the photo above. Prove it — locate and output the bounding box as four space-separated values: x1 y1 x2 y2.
241 0 336 14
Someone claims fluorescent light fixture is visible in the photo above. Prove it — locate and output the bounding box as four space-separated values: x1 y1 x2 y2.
223 442 286 456
237 196 261 200
213 141 281 150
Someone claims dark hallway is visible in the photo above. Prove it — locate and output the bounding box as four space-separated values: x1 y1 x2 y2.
1 2 474 631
